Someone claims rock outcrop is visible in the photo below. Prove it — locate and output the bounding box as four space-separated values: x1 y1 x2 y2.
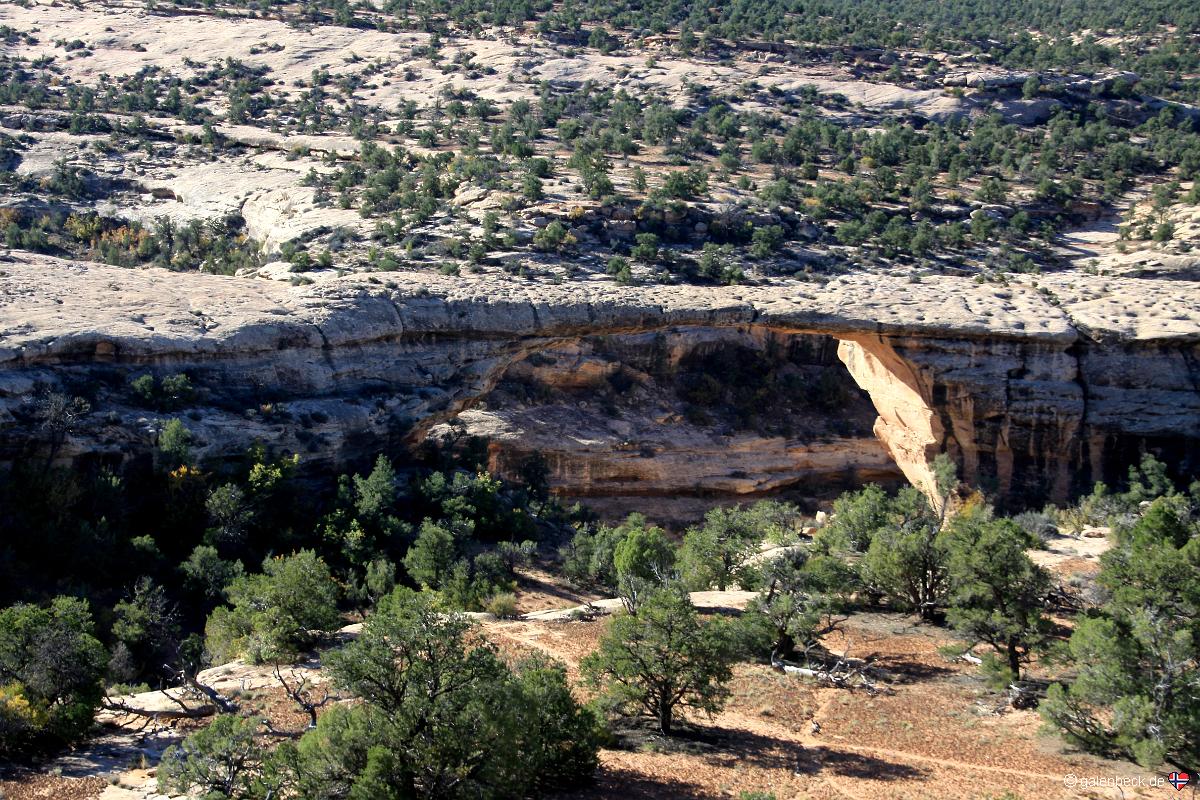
426 329 901 520
2 251 1198 508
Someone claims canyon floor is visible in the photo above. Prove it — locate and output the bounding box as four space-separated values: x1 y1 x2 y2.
0 532 1166 800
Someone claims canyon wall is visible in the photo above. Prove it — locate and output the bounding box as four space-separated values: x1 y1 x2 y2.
1 253 1198 509
425 328 902 520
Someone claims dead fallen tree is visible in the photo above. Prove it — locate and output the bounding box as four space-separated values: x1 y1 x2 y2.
101 663 240 722
1008 678 1052 710
178 666 239 715
101 692 215 722
771 650 892 695
1044 583 1083 615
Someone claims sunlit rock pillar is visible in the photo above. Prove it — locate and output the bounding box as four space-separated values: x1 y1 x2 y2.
836 334 944 505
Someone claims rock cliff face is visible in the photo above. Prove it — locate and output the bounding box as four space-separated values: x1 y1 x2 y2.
425 328 902 520
840 333 1090 504
1 252 1198 509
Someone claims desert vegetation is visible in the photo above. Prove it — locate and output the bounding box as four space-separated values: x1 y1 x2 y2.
1 398 1196 797
1 0 1199 287
2 0 1199 797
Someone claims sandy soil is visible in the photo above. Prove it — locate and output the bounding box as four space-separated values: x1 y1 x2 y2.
513 563 606 614
0 774 108 800
489 607 1167 800
1030 531 1110 579
3 593 1167 800
0 535 1153 800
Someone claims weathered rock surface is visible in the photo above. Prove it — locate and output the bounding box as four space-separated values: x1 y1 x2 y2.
1 251 1198 507
426 327 901 518
459 409 898 521
0 2 964 122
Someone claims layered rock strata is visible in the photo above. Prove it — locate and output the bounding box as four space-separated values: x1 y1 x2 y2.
426 329 902 519
1 252 1198 507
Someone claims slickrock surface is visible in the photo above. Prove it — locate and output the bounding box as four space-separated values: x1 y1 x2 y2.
2 252 1198 505
0 2 971 121
0 250 1079 356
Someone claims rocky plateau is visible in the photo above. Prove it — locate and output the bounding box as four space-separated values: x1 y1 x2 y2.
2 0 1200 514
2 250 1198 511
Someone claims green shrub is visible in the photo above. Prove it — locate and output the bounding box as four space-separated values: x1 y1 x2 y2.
486 592 518 619
204 550 340 664
157 714 263 799
158 418 193 466
533 221 574 252
630 232 659 263
0 597 107 753
606 255 632 283
583 587 736 734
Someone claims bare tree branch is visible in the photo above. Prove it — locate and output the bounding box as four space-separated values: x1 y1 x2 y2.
273 663 333 729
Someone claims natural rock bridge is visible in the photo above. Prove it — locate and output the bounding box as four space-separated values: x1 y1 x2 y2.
2 252 1198 508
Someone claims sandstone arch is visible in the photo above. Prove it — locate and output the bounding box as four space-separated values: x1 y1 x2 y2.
835 335 944 502
1 253 1197 510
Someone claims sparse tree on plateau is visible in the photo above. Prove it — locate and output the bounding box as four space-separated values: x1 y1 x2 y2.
943 510 1051 682
582 586 736 735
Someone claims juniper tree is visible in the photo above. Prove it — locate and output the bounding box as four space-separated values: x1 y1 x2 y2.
1042 497 1200 769
582 586 735 735
944 511 1051 682
613 518 676 612
0 597 107 752
204 550 340 664
679 505 762 592
747 548 856 662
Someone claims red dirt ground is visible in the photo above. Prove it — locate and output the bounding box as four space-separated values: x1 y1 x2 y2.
490 609 1170 800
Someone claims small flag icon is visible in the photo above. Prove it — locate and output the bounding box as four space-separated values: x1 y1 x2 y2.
1168 772 1190 791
